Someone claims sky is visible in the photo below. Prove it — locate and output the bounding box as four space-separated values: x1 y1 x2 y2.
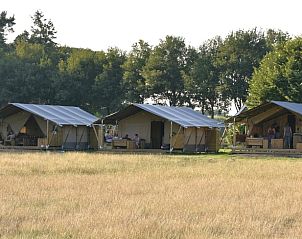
2 0 302 51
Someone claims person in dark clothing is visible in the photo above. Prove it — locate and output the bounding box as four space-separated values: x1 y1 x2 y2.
122 134 130 140
283 124 292 149
267 126 275 148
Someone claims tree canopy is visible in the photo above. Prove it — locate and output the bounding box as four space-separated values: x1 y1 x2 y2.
142 36 194 106
0 11 15 47
185 37 224 118
0 10 299 117
248 37 302 107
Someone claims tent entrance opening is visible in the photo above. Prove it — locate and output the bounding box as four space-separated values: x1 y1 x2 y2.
151 121 164 149
17 115 44 146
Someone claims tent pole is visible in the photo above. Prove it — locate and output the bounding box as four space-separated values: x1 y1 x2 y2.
233 117 236 148
46 120 49 149
75 126 78 150
195 127 197 152
88 126 90 149
115 120 118 137
170 121 173 152
48 125 58 147
100 119 104 149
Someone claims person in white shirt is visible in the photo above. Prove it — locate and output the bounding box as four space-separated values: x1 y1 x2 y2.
134 133 140 148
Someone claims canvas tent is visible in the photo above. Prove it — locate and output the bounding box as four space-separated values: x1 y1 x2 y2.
0 103 101 149
101 104 224 152
229 101 302 150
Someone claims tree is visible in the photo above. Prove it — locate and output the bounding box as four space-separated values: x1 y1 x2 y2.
185 37 227 118
265 29 290 51
56 48 106 110
216 28 268 112
0 11 15 47
93 48 126 115
142 36 193 106
248 37 302 107
10 41 57 104
122 40 151 103
14 30 30 44
30 10 57 47
0 52 17 106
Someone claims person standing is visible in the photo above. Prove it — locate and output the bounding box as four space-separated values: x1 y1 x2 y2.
283 124 292 149
267 126 275 148
134 134 140 148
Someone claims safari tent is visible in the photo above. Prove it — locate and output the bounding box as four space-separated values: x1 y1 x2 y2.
230 101 302 153
101 104 223 152
0 103 101 150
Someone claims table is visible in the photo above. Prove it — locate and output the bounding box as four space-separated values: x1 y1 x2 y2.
271 139 283 149
246 138 263 147
112 139 136 149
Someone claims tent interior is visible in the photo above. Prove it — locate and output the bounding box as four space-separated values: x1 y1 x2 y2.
15 115 45 146
232 102 302 149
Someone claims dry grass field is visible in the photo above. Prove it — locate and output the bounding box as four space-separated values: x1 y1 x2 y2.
1 152 302 238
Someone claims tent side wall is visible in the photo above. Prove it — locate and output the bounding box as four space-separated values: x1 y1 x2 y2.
206 128 221 152
182 127 206 152
62 125 89 150
89 127 98 149
118 111 164 146
169 123 184 149
165 126 220 152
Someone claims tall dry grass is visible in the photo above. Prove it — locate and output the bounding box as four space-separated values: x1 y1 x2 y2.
1 152 302 238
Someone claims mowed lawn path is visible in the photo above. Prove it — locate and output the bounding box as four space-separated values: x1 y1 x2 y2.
1 152 302 238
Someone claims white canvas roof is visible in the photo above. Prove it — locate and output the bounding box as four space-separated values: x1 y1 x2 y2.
103 104 224 128
1 103 98 126
230 101 302 123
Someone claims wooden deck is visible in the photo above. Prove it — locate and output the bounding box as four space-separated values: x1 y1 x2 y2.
0 145 42 151
97 148 168 154
0 144 169 154
0 145 64 152
232 147 302 156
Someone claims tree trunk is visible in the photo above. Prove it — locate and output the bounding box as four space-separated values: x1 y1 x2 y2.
170 91 177 106
210 102 215 119
201 104 205 115
234 98 243 112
